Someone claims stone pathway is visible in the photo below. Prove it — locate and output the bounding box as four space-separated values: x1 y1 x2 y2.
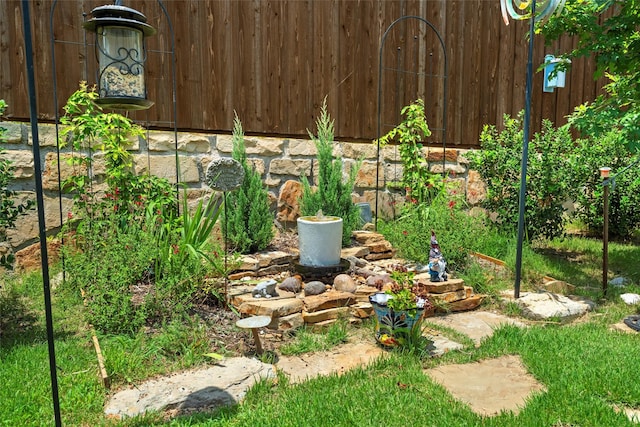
105 303 639 422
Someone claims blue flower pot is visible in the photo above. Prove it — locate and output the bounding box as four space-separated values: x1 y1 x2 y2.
369 293 424 347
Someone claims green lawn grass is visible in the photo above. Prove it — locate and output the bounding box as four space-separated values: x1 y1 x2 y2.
2 235 640 426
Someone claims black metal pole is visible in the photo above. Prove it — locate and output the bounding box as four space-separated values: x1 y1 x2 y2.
514 1 537 299
602 182 610 296
21 1 63 425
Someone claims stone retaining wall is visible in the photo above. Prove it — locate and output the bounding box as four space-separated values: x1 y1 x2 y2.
1 121 485 259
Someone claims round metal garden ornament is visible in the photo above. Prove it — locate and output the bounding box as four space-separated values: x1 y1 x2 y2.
205 158 244 192
500 0 566 24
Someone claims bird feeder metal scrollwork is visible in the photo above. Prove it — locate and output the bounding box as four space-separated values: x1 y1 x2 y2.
83 3 156 110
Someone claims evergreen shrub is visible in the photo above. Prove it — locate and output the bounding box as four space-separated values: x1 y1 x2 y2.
300 101 360 246
221 114 274 253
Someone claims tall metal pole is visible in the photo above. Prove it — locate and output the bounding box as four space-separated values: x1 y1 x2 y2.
21 1 62 425
514 0 537 299
602 181 610 296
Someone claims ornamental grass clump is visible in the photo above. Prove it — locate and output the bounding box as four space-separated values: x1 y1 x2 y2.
300 100 361 246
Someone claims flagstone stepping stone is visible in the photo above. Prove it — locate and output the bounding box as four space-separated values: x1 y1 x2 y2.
276 341 384 384
427 311 526 346
104 357 275 419
424 354 546 416
514 291 595 320
429 333 464 356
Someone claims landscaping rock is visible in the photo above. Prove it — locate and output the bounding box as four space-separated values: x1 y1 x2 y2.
238 298 303 317
350 302 374 319
365 240 393 253
277 341 384 384
303 291 356 313
276 180 303 225
365 251 394 261
365 274 392 288
341 246 370 259
354 285 379 303
540 279 575 294
610 276 630 287
269 312 304 330
620 293 640 305
278 276 302 293
302 307 350 324
304 281 327 296
352 231 385 245
428 286 474 304
429 311 526 346
333 274 357 293
416 277 465 293
447 294 485 312
255 251 294 268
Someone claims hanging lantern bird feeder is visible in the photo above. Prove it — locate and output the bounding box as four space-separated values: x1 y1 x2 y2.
83 2 156 110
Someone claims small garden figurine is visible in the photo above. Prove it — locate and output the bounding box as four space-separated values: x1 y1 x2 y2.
428 231 448 282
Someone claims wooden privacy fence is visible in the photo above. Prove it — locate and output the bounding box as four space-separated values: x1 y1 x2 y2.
1 0 605 147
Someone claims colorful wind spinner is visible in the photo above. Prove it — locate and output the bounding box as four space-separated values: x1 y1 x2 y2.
500 0 566 25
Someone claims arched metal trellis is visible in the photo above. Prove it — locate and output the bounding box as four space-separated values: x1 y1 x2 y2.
375 15 447 226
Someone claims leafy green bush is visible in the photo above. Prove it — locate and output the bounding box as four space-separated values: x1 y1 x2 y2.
60 82 176 235
568 130 640 238
0 100 34 269
467 112 576 240
221 114 274 253
378 188 483 271
300 100 360 246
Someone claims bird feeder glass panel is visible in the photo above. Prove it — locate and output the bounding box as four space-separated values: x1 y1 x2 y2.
84 4 155 110
97 25 145 100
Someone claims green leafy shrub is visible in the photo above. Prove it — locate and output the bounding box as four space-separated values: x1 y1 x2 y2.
221 114 274 253
60 82 176 235
0 100 34 269
376 99 443 209
467 112 576 240
378 188 483 271
300 100 360 246
568 130 640 238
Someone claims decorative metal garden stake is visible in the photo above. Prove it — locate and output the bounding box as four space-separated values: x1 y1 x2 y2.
600 167 611 296
21 1 62 425
83 1 156 110
500 0 565 298
205 158 245 307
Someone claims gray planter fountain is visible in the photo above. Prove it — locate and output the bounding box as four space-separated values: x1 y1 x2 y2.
297 215 343 267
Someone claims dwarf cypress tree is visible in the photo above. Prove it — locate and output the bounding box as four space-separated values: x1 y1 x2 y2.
221 114 274 253
300 100 360 246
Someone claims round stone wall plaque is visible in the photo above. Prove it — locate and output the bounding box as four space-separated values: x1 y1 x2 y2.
206 158 245 192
